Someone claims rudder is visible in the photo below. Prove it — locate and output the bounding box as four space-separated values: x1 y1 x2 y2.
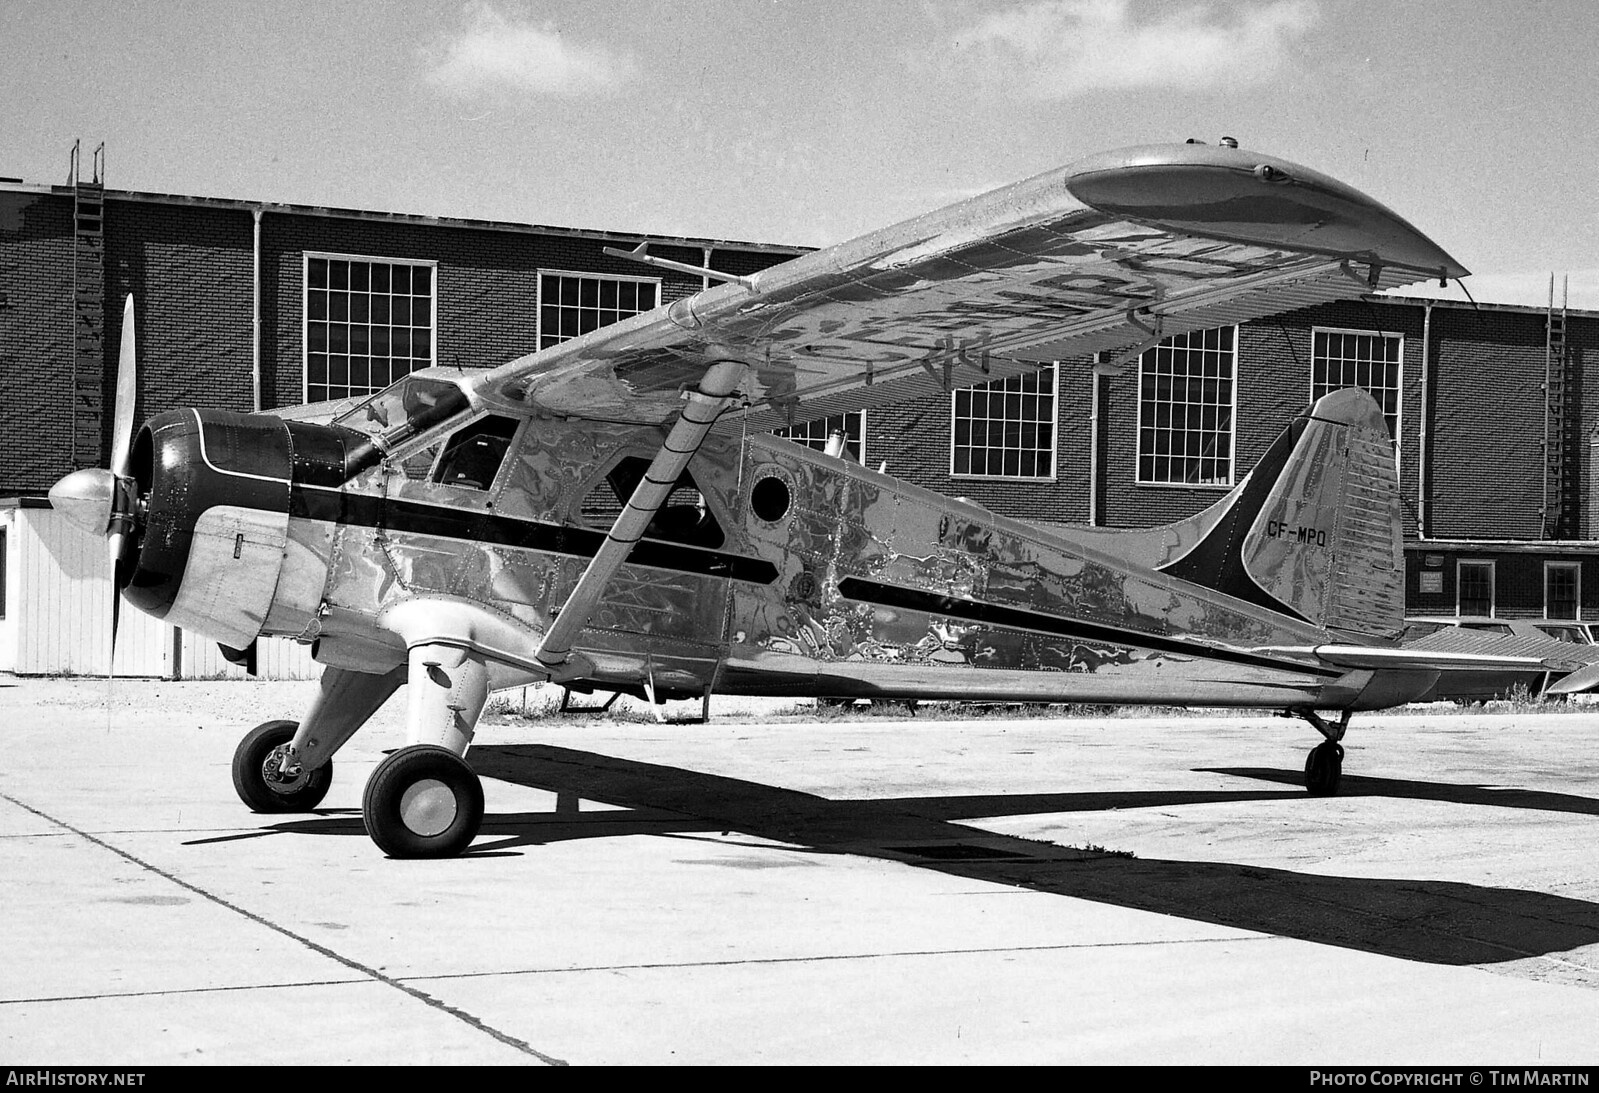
1160 388 1404 641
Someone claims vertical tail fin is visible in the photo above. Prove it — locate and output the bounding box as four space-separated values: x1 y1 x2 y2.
1159 388 1405 641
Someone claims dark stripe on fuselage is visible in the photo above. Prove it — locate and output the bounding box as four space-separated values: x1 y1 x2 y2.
290 484 780 585
836 576 1341 678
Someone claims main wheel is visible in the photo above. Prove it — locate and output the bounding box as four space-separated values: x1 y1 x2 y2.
362 745 484 859
1304 740 1345 796
232 720 332 812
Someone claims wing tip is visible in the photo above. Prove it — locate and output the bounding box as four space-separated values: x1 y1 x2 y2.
1063 142 1467 280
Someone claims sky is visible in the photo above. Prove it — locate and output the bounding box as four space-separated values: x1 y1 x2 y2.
4 0 1598 308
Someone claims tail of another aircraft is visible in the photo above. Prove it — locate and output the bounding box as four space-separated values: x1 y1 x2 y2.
1155 387 1406 642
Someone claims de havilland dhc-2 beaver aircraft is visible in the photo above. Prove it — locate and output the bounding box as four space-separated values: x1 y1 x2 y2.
49 140 1574 858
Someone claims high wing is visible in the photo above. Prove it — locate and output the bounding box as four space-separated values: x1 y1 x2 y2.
467 141 1466 427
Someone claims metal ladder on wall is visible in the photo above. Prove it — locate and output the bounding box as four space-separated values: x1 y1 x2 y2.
1542 274 1576 539
69 139 107 471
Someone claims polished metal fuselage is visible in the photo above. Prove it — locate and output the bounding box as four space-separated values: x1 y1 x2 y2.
255 411 1397 711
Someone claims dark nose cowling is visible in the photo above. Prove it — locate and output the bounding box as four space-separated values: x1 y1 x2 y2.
121 409 295 649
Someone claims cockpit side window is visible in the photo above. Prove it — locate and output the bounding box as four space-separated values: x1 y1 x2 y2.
335 375 468 438
431 415 520 491
580 456 724 549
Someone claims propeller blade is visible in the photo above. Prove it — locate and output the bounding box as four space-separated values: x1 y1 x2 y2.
105 527 122 677
109 572 121 674
109 295 137 479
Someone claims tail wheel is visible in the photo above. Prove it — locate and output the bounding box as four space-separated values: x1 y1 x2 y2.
1304 741 1345 796
232 720 332 812
362 745 484 859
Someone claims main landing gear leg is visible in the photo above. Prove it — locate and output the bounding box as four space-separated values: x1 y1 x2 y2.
361 643 489 859
1290 707 1350 797
231 665 405 813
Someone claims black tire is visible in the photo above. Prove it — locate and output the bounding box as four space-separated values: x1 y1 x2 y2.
1304 741 1345 797
232 720 333 812
362 746 484 859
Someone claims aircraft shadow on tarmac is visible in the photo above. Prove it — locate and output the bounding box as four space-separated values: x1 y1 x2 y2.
1200 767 1599 817
242 744 1599 968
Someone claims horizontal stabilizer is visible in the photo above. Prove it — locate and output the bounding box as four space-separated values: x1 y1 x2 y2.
1244 644 1570 673
1545 661 1599 695
1309 645 1563 673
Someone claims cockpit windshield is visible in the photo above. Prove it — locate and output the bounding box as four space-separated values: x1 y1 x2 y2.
333 374 471 443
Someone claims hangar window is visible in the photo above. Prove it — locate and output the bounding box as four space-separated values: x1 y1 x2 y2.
775 411 867 464
305 254 436 404
950 364 1057 479
1311 328 1402 444
1457 560 1495 617
1136 327 1236 487
538 272 660 349
1545 561 1581 619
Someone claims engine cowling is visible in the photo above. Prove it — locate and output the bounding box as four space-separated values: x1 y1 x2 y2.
120 409 296 649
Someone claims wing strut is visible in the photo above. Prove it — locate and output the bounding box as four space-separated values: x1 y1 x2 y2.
532 358 747 674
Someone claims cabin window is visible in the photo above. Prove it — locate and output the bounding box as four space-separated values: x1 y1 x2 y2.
431 416 519 492
1136 327 1236 487
580 457 724 549
538 271 660 349
1545 561 1580 619
305 254 436 404
774 411 866 464
950 364 1057 479
1311 328 1402 445
1457 560 1495 617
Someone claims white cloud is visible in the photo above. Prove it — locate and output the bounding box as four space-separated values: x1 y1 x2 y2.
423 4 638 99
941 0 1320 98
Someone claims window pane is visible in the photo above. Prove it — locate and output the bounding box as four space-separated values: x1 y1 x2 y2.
1459 563 1494 616
1312 329 1402 443
1547 564 1580 618
771 411 869 465
1136 329 1235 485
305 258 435 400
948 364 1055 478
538 274 660 348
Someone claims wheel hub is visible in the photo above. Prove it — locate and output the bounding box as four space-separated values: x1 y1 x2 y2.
260 744 310 794
399 778 458 837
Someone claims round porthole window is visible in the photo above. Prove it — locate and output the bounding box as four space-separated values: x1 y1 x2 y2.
751 475 791 523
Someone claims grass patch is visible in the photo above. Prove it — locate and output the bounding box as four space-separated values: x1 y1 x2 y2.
474 682 1599 726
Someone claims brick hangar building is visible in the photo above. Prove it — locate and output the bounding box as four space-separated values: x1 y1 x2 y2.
2 153 1594 675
